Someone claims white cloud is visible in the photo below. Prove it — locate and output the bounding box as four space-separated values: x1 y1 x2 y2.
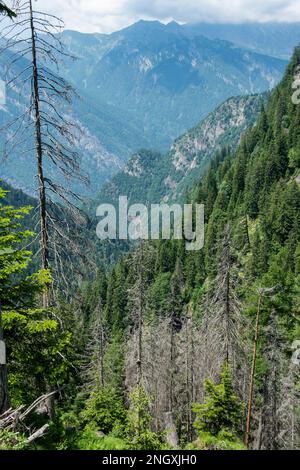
12 0 300 33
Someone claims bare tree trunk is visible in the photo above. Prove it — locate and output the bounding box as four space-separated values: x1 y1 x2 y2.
29 0 48 271
137 280 142 389
169 317 174 412
136 243 144 438
28 0 49 307
99 300 105 388
245 214 251 249
185 315 194 441
225 269 230 362
245 291 262 447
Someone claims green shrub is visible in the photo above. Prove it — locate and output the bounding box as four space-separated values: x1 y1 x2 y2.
80 387 126 434
192 363 244 437
0 430 28 450
74 424 128 450
195 430 245 450
126 385 164 450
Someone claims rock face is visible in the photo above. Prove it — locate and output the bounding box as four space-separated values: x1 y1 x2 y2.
97 93 265 207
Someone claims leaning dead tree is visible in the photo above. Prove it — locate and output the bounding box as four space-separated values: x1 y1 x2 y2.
244 285 280 448
0 0 89 303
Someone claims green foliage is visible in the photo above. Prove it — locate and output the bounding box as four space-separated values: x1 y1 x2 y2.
192 364 244 437
188 430 245 450
0 187 76 404
80 387 127 434
0 430 27 450
72 424 128 450
98 95 264 208
50 413 128 450
103 333 126 394
126 385 164 450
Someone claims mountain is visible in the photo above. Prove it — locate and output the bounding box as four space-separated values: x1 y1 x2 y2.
77 47 300 451
60 21 287 153
0 46 151 197
2 35 300 451
0 21 294 196
96 93 265 206
181 22 300 59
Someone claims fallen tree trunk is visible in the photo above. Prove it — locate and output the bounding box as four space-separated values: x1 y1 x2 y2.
0 391 57 446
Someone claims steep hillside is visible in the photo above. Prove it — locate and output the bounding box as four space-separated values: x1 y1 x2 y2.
76 47 300 450
0 21 291 197
97 93 265 206
2 27 300 450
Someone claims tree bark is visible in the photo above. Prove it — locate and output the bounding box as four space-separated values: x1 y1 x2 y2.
245 292 262 447
98 300 105 388
29 0 49 307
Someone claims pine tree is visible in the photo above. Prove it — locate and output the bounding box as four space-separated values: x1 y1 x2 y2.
193 363 244 437
0 186 52 412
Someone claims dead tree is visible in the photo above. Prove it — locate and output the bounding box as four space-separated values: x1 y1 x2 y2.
259 311 300 450
141 317 170 432
277 361 300 449
245 285 279 448
200 225 250 394
0 0 89 303
0 1 16 17
245 289 262 448
125 243 158 440
126 243 150 390
80 299 106 392
184 312 196 442
257 310 282 449
167 268 183 413
0 391 57 445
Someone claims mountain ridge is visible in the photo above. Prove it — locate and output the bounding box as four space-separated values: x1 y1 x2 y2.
96 93 266 207
59 22 287 151
1 20 297 197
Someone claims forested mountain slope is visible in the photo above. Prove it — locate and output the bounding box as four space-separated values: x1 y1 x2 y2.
1 43 300 452
0 48 136 196
0 20 290 197
72 47 300 450
98 93 265 206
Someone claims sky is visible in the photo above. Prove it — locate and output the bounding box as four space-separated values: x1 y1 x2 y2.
15 0 300 34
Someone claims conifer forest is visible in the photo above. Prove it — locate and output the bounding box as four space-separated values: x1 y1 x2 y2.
0 0 300 455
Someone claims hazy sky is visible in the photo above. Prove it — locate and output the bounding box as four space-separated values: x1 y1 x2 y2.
26 0 300 33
